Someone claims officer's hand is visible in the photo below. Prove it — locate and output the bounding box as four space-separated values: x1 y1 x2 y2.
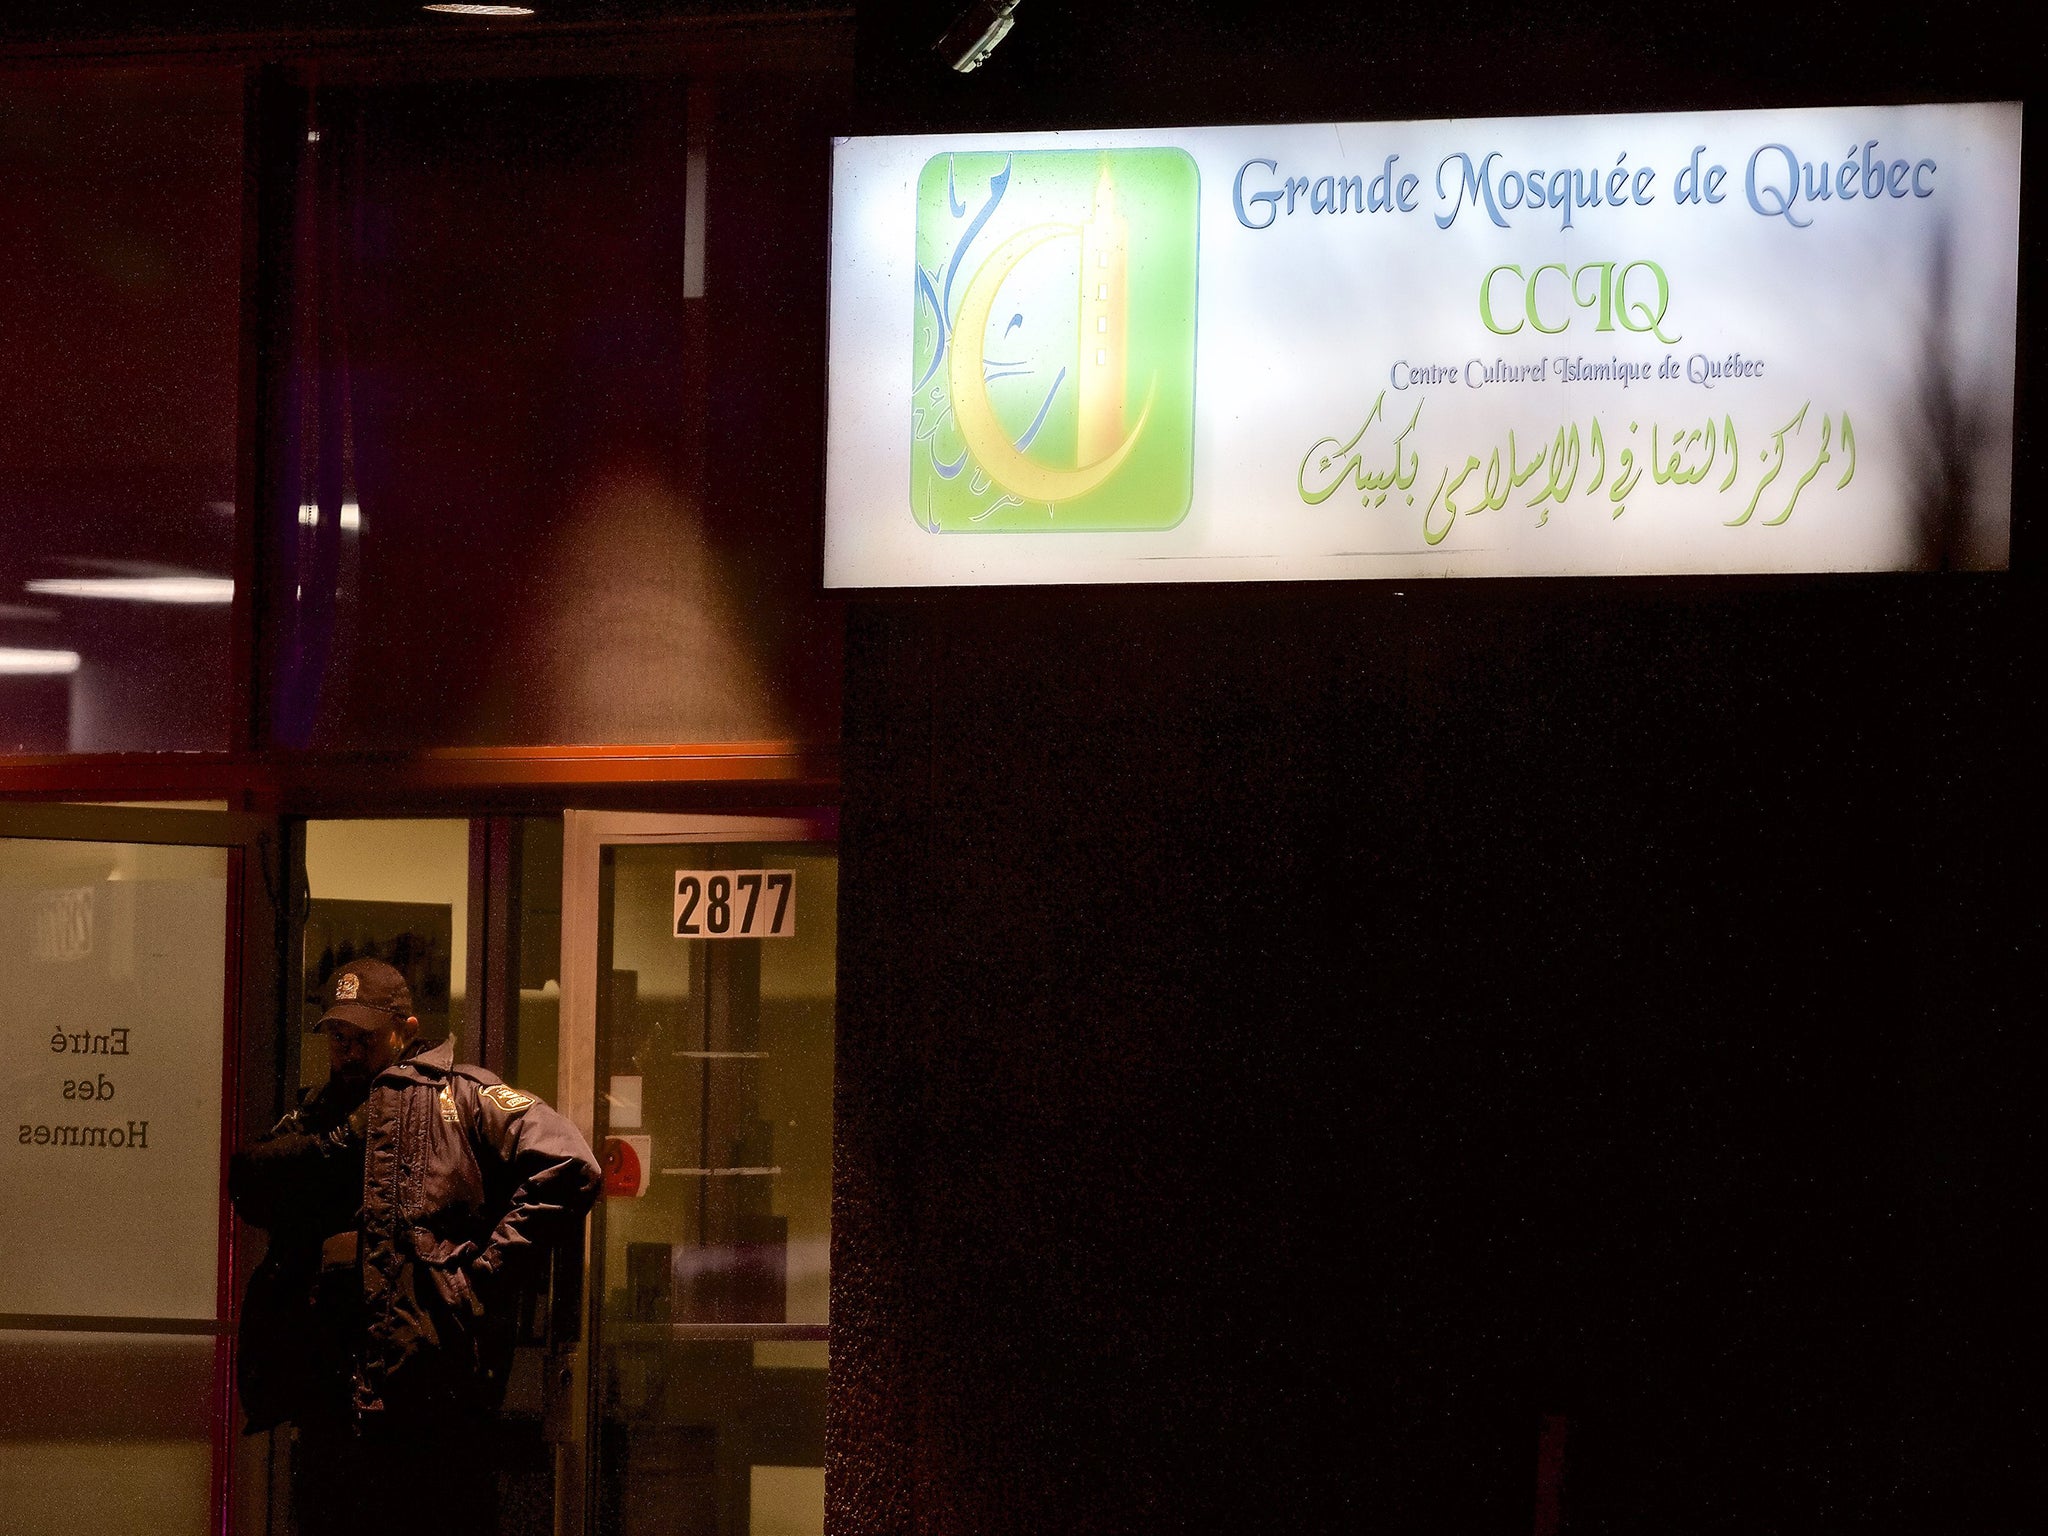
464 1258 511 1322
320 1101 370 1154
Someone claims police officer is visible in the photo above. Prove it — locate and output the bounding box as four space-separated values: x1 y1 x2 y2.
231 958 602 1536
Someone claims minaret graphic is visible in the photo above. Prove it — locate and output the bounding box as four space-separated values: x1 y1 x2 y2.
1076 159 1129 466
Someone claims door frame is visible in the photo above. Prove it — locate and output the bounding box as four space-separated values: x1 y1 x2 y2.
555 808 836 1536
0 800 290 1536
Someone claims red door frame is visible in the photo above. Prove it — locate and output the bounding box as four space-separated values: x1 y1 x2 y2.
0 803 281 1536
211 842 247 1536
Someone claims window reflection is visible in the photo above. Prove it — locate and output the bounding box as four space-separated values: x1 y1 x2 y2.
0 68 241 754
257 71 844 753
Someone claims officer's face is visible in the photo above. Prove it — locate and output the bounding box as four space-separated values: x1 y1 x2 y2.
328 1015 417 1088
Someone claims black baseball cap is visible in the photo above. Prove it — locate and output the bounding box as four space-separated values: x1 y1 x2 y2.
315 958 416 1033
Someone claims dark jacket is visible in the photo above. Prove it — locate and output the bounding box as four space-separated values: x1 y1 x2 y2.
231 1038 602 1430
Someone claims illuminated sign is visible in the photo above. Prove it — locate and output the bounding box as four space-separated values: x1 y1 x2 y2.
825 103 2021 587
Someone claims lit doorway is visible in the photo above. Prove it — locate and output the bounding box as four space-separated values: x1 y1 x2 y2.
560 811 836 1536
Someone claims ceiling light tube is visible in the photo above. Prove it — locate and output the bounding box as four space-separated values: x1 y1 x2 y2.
26 577 235 605
0 647 82 676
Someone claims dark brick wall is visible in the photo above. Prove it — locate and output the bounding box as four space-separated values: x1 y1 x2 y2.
831 578 2029 1533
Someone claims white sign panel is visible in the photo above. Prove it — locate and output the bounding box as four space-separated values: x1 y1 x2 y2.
1 842 227 1320
825 103 2020 586
674 869 796 939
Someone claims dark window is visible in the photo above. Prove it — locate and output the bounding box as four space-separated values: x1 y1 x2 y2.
261 72 842 752
0 67 243 754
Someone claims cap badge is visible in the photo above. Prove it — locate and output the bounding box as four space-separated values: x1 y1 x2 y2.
335 973 361 1001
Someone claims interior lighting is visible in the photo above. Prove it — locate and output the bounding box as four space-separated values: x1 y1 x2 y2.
422 4 536 14
299 503 320 527
340 500 362 531
26 577 234 605
0 647 82 676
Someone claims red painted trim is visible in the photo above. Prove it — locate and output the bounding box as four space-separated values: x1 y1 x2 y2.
211 846 247 1536
0 741 842 802
297 742 842 787
0 753 252 800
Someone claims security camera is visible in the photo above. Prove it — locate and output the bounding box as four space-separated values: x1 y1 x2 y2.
934 0 1019 73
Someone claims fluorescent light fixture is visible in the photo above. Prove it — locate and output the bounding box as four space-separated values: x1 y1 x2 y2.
0 647 81 676
422 4 536 14
27 577 234 605
299 503 320 527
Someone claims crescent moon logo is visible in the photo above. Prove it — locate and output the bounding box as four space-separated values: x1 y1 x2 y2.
946 222 1153 506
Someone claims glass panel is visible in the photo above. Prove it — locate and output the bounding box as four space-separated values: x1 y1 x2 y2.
595 842 835 1536
0 837 229 1536
0 67 243 754
0 1332 214 1536
513 816 566 1106
0 839 228 1318
260 72 843 753
300 819 470 1090
495 816 567 1516
59 802 233 812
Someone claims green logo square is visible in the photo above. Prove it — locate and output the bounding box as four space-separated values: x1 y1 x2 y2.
911 147 1199 533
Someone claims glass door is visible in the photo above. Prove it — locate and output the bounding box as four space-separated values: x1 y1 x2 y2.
559 813 836 1536
0 804 278 1536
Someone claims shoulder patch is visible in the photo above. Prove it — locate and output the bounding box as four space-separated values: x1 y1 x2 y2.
482 1084 537 1114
